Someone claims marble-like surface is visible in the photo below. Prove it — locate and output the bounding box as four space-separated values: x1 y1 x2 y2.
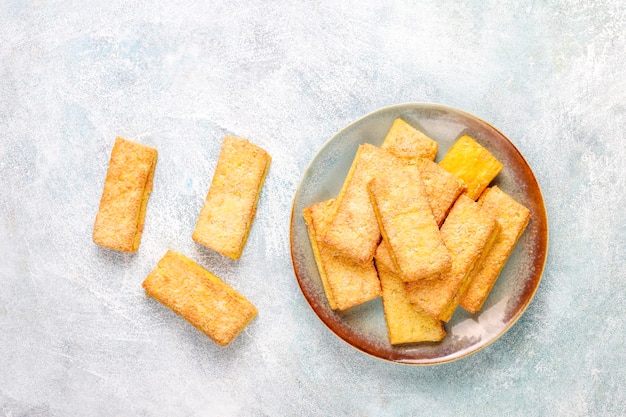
1 1 624 416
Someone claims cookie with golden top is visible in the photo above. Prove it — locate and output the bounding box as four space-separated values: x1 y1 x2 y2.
375 241 446 345
323 143 399 264
368 161 451 282
303 199 381 311
93 137 158 252
406 195 499 322
439 135 503 200
379 120 464 226
380 118 438 161
193 136 271 260
461 186 530 313
414 158 465 226
142 250 257 347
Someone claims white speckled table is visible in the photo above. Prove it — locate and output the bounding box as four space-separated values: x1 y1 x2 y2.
1 1 624 416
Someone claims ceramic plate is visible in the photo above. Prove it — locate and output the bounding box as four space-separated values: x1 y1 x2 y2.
290 103 548 365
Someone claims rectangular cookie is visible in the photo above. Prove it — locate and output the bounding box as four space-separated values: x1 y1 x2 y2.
142 250 258 346
375 241 446 344
303 199 381 311
405 195 499 321
368 161 451 282
323 143 399 264
380 118 438 161
439 135 503 200
461 186 531 313
416 158 465 226
93 137 158 252
192 136 271 260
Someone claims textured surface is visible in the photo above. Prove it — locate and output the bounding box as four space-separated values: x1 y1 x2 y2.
0 1 624 416
415 158 465 225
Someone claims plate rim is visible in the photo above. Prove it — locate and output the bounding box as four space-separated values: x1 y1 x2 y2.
290 102 549 365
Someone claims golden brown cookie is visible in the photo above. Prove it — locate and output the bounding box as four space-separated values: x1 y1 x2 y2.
375 241 446 344
368 162 451 282
461 186 530 313
380 118 438 161
323 143 399 264
192 136 271 260
303 199 381 311
415 158 465 226
405 195 499 321
439 135 503 200
93 137 158 252
143 250 257 347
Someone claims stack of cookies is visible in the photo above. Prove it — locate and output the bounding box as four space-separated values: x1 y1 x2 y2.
303 119 530 345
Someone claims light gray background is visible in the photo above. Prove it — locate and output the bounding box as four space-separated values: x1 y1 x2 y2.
1 1 624 416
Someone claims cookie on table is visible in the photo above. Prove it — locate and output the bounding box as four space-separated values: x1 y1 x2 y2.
142 250 257 347
93 137 158 252
192 136 271 260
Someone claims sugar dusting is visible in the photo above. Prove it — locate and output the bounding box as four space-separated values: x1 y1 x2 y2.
1 1 625 416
